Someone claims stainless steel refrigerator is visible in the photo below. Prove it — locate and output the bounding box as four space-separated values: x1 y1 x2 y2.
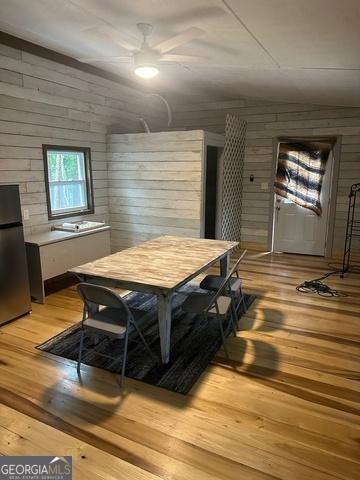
0 184 31 325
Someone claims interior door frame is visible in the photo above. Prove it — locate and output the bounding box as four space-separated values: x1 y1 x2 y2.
200 132 225 239
268 135 341 257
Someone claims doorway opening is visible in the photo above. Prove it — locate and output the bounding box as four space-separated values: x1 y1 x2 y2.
270 136 340 256
203 145 223 239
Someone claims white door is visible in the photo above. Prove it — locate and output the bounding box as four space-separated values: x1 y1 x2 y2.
273 151 333 256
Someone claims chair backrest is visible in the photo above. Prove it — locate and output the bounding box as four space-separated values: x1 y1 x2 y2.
231 249 247 278
205 249 247 314
77 282 131 321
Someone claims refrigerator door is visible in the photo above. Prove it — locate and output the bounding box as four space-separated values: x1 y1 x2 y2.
0 184 22 225
0 224 31 325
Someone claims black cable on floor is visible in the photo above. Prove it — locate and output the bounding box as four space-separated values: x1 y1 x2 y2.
296 269 348 297
327 262 360 274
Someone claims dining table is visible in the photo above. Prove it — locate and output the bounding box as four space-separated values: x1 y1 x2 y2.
69 235 239 363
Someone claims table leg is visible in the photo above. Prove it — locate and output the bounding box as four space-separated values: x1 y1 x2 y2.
220 252 230 276
158 292 173 364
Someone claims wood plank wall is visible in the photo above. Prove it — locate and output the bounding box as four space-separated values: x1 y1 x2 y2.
0 43 166 236
170 99 360 253
108 130 203 251
1 40 359 255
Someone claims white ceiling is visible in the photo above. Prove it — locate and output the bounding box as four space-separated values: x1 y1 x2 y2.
0 0 360 106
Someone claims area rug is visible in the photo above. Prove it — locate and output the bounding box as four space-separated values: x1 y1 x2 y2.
37 285 256 394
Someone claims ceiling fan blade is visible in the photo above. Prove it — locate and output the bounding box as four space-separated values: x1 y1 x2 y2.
98 25 140 52
153 27 205 54
78 56 132 64
160 54 209 62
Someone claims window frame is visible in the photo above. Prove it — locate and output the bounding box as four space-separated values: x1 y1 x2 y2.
42 144 95 221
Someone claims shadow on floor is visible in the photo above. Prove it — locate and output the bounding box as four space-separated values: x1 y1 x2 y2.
188 302 283 398
38 295 283 411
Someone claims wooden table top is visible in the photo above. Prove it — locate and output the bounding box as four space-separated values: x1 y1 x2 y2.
69 235 238 292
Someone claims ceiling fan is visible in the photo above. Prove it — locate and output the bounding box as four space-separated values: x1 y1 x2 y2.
79 22 206 78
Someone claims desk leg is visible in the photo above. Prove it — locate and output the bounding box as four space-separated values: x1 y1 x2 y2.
26 244 45 303
30 281 45 304
158 293 173 364
220 252 230 276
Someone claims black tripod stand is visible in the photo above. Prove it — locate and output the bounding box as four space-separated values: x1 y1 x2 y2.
341 182 360 277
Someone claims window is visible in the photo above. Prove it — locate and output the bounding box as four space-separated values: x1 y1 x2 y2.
43 145 94 220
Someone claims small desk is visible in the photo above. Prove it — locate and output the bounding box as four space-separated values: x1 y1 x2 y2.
70 235 238 363
25 227 111 303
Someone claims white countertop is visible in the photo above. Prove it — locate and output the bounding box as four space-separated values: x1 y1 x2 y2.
25 226 111 246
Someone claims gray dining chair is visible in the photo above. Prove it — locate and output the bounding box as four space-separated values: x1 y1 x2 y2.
76 282 155 386
199 250 247 329
181 268 237 359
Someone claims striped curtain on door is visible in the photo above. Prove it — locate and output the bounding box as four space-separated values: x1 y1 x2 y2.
274 143 329 216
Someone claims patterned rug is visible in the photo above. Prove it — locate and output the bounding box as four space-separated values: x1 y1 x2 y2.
37 285 256 394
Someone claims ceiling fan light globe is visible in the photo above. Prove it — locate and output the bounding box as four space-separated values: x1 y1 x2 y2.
134 65 159 79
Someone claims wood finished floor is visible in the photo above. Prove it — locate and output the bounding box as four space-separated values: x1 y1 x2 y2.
0 251 359 480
